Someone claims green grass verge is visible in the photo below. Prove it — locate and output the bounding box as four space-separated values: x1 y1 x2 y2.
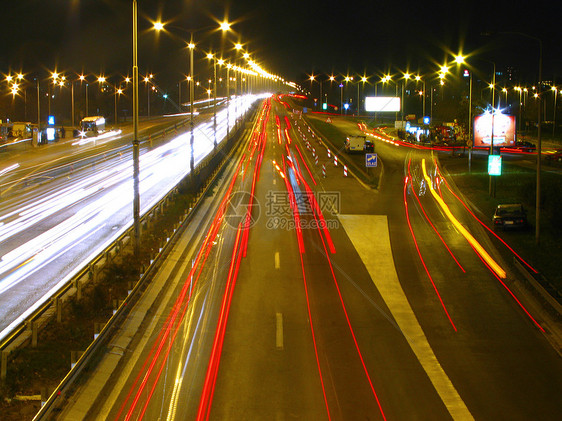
440 153 562 293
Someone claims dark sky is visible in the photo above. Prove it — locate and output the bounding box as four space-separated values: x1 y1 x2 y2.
1 0 561 89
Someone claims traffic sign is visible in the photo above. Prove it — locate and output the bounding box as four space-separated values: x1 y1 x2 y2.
488 154 502 176
366 153 378 167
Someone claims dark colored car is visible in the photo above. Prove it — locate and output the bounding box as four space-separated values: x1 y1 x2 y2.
493 204 527 230
515 140 535 152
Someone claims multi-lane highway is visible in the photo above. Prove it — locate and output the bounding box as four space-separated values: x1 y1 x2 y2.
0 96 257 341
54 95 561 420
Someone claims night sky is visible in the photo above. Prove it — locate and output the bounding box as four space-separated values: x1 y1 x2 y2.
1 0 561 89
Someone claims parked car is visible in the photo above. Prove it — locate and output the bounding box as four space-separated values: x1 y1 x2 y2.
493 204 527 230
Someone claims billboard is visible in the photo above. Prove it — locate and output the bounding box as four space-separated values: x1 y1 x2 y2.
473 113 516 148
365 96 401 112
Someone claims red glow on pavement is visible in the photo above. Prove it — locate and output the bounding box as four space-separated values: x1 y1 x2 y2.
467 242 545 332
282 159 305 254
313 215 387 420
404 161 458 331
293 143 317 186
119 101 270 420
284 127 292 145
291 155 336 254
433 161 539 274
197 224 245 420
298 251 332 420
407 165 465 273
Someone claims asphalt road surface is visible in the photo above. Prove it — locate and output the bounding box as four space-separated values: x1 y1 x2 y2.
58 96 562 420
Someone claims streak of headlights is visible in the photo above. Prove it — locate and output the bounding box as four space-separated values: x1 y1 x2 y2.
0 95 264 297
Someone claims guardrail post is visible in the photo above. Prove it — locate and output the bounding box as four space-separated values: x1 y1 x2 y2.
1 350 8 381
74 278 82 300
31 321 38 348
41 386 48 407
70 350 83 369
55 297 62 323
94 322 103 340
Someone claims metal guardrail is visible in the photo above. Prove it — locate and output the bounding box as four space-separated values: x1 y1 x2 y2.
513 257 562 316
30 104 259 420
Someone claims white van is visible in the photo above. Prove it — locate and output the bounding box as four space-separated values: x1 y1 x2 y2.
344 135 373 153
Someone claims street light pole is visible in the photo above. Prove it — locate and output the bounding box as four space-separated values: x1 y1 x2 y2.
226 64 230 138
340 81 343 115
468 73 473 172
207 53 217 147
36 78 40 143
489 62 496 197
189 42 195 174
114 86 118 125
494 31 542 244
132 0 140 257
147 81 150 118
536 39 543 245
319 79 323 110
71 81 75 127
357 81 360 116
552 86 558 137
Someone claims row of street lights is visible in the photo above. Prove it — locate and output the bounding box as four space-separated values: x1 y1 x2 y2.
306 41 544 245
3 71 169 127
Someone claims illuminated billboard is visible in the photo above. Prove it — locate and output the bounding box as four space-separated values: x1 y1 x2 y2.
473 113 516 147
365 96 401 112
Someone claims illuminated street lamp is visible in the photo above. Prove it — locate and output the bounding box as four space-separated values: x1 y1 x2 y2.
226 62 232 137
514 86 523 132
78 74 89 117
459 54 496 192
115 86 123 124
414 75 426 118
401 72 411 122
143 74 153 117
207 51 218 147
152 19 232 148
309 74 324 110
358 75 368 115
487 62 497 197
